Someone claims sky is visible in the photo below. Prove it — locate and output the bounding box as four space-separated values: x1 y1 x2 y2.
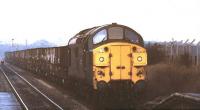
0 0 200 46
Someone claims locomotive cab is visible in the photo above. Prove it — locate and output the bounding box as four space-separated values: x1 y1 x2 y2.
88 24 147 90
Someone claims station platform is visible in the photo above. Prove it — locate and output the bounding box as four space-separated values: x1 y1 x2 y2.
144 92 200 110
0 92 22 110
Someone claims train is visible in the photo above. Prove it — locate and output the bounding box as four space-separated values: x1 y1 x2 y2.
5 23 147 92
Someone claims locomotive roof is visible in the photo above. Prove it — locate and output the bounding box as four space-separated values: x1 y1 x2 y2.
71 23 135 38
68 23 143 45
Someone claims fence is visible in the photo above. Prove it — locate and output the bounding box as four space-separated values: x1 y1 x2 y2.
145 40 200 66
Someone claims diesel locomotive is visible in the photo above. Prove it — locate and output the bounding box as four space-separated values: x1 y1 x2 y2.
5 23 147 91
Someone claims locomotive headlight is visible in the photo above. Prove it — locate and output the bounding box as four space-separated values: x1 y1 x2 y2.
137 56 143 62
99 57 104 62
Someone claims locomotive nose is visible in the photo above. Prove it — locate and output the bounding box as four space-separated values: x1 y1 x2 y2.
93 42 147 90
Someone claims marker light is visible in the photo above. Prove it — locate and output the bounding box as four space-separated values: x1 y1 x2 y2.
99 57 104 62
137 56 142 62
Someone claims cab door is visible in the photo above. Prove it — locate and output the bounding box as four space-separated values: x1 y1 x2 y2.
110 45 131 80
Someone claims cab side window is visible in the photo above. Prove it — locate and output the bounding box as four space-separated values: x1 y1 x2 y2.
93 29 107 44
125 29 139 43
125 29 143 45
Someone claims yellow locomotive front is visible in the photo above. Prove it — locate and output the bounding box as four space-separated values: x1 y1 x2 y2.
91 24 147 90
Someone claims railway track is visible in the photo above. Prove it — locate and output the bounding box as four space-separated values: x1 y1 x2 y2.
0 65 64 110
0 66 23 109
0 66 27 110
2 63 149 110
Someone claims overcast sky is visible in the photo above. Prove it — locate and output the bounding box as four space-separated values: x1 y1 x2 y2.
0 0 200 45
